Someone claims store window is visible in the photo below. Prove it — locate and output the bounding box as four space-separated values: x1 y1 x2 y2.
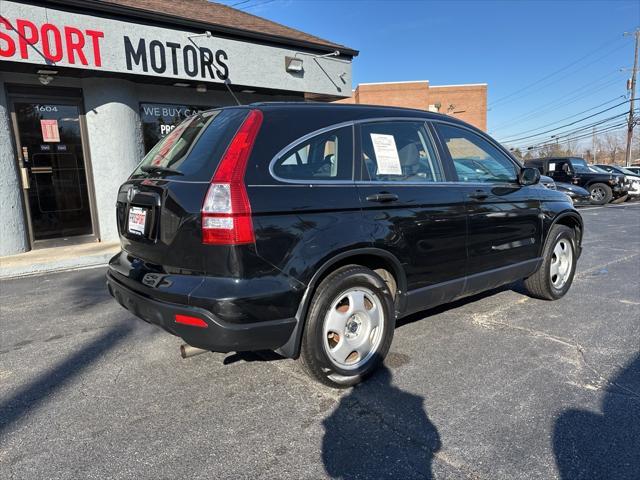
140 103 212 153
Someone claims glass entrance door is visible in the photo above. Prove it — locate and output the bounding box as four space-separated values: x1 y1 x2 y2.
12 100 94 243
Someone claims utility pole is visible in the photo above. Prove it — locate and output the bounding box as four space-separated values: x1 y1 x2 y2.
624 29 639 167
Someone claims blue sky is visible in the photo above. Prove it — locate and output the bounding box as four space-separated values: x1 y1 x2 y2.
218 0 639 149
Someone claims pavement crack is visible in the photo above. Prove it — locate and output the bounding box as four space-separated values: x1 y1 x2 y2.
471 315 640 400
267 359 483 478
575 252 640 279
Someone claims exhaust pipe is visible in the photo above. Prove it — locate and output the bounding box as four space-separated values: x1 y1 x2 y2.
180 344 209 359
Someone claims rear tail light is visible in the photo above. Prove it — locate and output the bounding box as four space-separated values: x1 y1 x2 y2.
201 109 263 245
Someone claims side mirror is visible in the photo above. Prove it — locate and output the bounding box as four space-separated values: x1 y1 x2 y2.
519 167 540 186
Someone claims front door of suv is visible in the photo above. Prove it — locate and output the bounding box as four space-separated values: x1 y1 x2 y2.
355 120 467 313
547 159 573 183
432 122 542 295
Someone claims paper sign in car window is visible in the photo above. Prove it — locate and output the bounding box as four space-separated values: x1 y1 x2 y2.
40 119 60 142
371 134 402 175
548 163 556 171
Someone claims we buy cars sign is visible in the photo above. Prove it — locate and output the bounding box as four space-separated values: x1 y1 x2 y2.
0 1 351 96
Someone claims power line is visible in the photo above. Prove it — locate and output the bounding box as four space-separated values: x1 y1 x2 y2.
490 72 623 133
496 96 625 141
230 0 252 6
508 111 633 149
239 0 277 10
525 122 629 150
513 114 637 150
518 122 628 153
513 116 629 149
498 98 635 144
489 35 625 108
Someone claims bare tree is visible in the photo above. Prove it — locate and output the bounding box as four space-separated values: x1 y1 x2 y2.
601 132 625 165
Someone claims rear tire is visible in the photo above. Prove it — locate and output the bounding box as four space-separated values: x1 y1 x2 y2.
588 183 612 205
299 265 395 388
523 225 576 300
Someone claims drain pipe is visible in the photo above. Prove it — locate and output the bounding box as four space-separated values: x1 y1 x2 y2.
180 344 209 359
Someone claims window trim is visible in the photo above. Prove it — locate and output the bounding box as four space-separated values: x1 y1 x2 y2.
356 119 446 184
267 116 523 186
269 121 356 184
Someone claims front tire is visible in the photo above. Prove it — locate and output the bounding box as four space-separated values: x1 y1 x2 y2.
299 265 395 388
588 183 612 205
523 225 577 300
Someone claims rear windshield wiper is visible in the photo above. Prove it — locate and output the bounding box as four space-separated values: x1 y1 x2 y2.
140 165 184 176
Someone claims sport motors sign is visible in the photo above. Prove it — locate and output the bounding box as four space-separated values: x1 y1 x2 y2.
0 1 351 96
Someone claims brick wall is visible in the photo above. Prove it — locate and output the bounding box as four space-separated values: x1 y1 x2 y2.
335 81 487 131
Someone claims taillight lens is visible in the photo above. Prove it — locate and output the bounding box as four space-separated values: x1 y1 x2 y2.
202 109 263 245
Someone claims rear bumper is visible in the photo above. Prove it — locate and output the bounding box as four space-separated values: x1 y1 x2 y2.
107 271 296 352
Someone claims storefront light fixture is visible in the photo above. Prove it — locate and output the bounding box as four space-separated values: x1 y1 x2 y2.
37 69 57 86
196 84 207 93
173 82 190 87
285 50 341 74
285 56 304 73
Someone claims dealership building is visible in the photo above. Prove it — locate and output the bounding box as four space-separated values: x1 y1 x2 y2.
0 0 356 256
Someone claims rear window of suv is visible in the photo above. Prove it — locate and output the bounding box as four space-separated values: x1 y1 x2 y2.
131 108 248 182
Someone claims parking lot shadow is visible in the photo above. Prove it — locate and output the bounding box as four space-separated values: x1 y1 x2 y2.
322 366 441 479
553 353 640 479
0 323 133 438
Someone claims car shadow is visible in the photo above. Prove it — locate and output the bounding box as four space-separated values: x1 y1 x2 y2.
322 365 441 479
0 323 134 437
222 350 285 365
553 352 640 479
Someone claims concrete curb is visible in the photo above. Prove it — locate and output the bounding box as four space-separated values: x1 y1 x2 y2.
0 252 115 279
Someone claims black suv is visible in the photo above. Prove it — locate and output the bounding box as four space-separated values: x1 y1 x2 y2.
107 103 583 387
525 157 627 205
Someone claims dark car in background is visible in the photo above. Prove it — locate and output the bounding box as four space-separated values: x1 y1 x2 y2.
525 157 627 205
539 175 590 206
555 182 591 205
107 103 583 387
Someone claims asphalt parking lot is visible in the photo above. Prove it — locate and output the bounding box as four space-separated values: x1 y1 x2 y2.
1 203 639 480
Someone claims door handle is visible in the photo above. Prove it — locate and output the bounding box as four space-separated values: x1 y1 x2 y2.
20 167 30 189
366 193 399 203
30 166 53 174
468 190 489 200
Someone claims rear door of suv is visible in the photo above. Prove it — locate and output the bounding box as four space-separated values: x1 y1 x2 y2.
431 121 542 295
246 113 365 291
354 119 467 312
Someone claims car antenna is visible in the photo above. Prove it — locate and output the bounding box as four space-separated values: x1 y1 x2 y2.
188 31 242 106
221 77 242 106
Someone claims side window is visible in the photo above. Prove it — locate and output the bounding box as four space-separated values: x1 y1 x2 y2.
272 126 353 181
360 121 444 182
436 124 518 183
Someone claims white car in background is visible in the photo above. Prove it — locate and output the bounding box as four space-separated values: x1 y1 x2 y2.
594 165 640 198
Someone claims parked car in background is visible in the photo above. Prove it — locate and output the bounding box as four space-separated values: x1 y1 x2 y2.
107 103 583 387
539 174 590 206
594 164 640 198
525 157 628 205
540 174 556 190
626 166 640 175
555 182 591 205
